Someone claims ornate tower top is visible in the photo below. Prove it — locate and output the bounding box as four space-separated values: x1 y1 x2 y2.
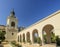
7 9 18 28
10 9 16 18
11 9 15 15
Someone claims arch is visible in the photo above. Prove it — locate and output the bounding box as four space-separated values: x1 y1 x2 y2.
42 24 54 44
23 33 25 42
18 36 19 42
32 29 39 43
20 35 22 42
26 32 30 42
11 22 15 27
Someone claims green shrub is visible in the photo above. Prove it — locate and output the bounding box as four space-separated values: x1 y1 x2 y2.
11 41 22 47
56 36 60 46
23 38 25 42
11 41 16 45
15 44 22 47
43 35 47 43
37 37 41 44
51 32 56 43
43 32 56 43
28 40 32 44
34 37 37 43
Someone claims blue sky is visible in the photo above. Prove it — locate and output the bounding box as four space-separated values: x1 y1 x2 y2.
0 0 60 27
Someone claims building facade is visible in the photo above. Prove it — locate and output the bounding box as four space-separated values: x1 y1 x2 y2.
0 10 60 45
17 10 60 45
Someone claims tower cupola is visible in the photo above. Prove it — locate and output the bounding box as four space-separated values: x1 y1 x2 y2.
10 9 16 18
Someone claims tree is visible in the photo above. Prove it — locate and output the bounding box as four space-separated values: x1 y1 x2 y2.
0 30 6 41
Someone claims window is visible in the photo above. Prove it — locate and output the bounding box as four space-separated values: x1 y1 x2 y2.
11 22 15 27
12 33 14 35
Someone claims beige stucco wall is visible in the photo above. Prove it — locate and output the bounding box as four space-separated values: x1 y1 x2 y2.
7 17 18 28
17 10 60 43
5 27 18 41
6 14 18 41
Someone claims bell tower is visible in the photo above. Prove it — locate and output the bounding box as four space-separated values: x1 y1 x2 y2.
7 9 18 28
6 9 18 41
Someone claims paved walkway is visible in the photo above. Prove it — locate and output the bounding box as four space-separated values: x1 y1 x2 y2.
40 44 56 47
22 43 56 47
4 44 12 47
3 43 56 47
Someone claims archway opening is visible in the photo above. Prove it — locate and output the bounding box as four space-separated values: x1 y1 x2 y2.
20 35 22 42
18 36 19 42
42 24 54 44
23 33 25 42
32 29 38 43
11 22 15 27
26 32 30 42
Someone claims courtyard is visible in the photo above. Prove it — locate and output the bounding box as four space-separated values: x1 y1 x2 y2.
4 44 12 47
3 43 56 47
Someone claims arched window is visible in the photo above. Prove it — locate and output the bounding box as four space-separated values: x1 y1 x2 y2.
11 22 15 27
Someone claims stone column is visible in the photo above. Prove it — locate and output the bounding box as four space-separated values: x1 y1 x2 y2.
21 35 23 43
30 32 33 44
41 33 44 45
25 33 27 43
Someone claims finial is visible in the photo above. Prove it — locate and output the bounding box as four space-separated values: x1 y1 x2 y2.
11 8 15 15
10 8 16 18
